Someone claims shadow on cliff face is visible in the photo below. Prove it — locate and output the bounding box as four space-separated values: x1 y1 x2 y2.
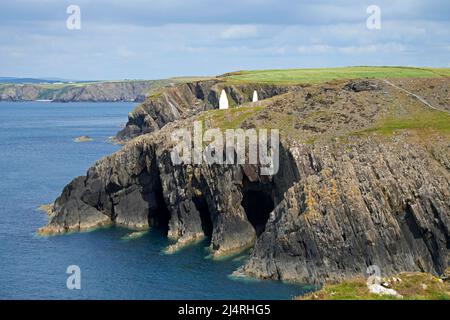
151 184 171 234
241 180 274 236
241 143 299 237
242 190 274 236
145 172 171 235
192 195 213 238
397 203 449 273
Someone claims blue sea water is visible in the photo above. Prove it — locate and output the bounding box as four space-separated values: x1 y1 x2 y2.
0 102 314 300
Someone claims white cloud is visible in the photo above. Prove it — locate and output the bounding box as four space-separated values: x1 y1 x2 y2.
297 44 332 54
116 46 135 58
296 43 406 55
1 2 448 79
338 45 377 54
338 43 405 54
220 25 259 39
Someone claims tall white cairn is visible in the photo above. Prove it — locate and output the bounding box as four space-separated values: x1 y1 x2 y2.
219 89 229 110
252 90 258 102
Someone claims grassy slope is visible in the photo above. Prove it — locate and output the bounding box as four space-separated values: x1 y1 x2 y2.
363 105 450 137
198 105 267 130
222 66 450 84
354 80 450 138
298 271 450 300
200 74 450 143
215 67 450 141
199 102 450 146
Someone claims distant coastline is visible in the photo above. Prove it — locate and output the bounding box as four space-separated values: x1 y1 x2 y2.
0 80 160 103
0 77 211 103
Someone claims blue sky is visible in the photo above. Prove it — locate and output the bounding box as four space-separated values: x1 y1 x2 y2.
1 0 449 80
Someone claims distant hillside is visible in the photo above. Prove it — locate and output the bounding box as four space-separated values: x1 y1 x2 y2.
0 77 75 84
0 77 211 102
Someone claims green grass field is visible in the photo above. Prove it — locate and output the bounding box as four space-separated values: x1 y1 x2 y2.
222 66 450 84
367 108 450 136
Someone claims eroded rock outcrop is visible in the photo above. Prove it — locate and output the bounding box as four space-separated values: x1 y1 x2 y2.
115 80 294 142
40 78 450 284
240 138 450 283
40 121 299 255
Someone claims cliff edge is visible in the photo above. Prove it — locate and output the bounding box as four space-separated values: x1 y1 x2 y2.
39 75 450 284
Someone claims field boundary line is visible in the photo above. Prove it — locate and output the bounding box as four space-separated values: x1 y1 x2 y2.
382 79 449 114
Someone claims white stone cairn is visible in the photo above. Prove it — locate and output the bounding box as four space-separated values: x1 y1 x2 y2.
219 89 229 110
252 90 258 102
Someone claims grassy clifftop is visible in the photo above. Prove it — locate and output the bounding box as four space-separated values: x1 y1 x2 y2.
196 76 450 146
298 270 450 300
221 66 450 84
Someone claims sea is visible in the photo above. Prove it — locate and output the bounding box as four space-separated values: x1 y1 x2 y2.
0 101 315 299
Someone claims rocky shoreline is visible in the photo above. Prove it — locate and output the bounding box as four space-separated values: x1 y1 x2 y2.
39 76 450 284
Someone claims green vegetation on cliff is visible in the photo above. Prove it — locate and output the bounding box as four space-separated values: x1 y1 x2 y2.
365 106 450 136
222 66 450 84
299 271 450 300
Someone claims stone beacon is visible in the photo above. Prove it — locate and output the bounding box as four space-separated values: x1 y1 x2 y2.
252 90 258 102
219 89 229 109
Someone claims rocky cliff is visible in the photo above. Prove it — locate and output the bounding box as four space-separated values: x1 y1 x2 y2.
0 80 173 102
115 79 294 142
39 77 450 284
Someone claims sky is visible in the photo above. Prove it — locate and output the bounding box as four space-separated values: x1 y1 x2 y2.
0 0 449 80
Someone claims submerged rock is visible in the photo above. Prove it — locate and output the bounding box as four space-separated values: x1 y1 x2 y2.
121 230 148 240
74 135 93 142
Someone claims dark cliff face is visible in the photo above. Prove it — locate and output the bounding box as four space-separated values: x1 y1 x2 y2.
40 77 450 284
115 80 294 142
41 126 300 255
241 139 450 283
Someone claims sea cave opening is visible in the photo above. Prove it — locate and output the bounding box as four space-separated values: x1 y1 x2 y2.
144 172 171 235
150 186 171 235
192 196 214 239
241 181 275 236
